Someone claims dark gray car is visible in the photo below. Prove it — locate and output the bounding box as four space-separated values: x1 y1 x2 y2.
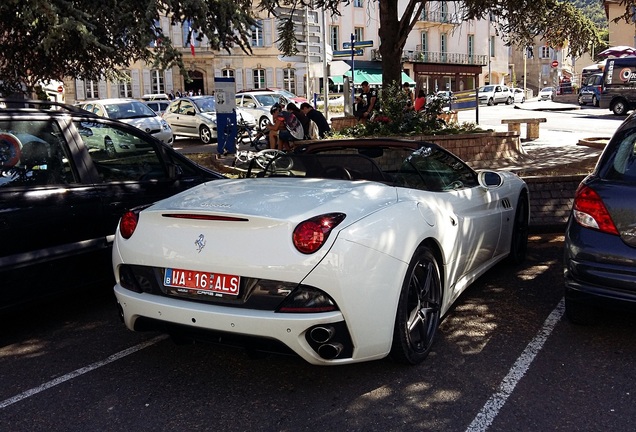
564 111 636 323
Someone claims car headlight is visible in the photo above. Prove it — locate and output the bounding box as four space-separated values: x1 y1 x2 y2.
161 119 171 131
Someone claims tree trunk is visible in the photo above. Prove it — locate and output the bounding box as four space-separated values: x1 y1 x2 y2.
378 0 422 88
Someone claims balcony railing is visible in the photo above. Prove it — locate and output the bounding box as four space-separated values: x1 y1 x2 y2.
402 49 488 66
418 10 460 25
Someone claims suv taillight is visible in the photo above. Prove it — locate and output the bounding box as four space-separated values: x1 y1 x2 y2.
572 184 619 235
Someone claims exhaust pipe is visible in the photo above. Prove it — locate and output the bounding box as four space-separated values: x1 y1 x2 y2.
310 326 335 344
317 343 343 360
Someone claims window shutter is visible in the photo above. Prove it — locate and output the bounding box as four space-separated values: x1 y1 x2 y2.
172 23 183 47
236 69 244 91
244 68 252 89
98 80 108 98
75 80 85 101
131 70 141 98
266 68 274 88
142 69 151 95
295 70 304 96
110 82 117 98
276 68 283 87
264 19 273 47
165 69 173 92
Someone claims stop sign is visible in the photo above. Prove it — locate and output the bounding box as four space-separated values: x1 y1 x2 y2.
551 60 559 68
57 85 64 93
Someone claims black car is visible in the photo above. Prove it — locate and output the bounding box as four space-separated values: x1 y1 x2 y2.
0 99 223 312
564 112 636 323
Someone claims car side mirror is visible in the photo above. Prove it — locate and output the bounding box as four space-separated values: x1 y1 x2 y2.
478 171 503 188
247 103 256 108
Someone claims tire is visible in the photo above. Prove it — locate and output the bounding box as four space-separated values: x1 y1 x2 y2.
487 98 494 106
508 191 529 264
105 137 117 158
258 117 271 131
506 96 513 105
390 245 441 365
612 99 628 116
199 125 213 144
564 296 595 325
592 95 599 107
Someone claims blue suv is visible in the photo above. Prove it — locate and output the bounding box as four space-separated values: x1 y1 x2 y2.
578 73 602 107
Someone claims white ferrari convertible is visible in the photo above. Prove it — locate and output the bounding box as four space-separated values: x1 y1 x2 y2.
113 139 529 365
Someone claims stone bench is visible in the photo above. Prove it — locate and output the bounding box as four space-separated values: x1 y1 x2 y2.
501 118 547 140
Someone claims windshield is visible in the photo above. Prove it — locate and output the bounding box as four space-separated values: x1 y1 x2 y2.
480 86 494 92
254 94 283 106
105 101 156 119
541 87 553 92
193 97 217 113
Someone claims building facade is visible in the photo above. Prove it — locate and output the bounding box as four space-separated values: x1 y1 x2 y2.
64 1 511 104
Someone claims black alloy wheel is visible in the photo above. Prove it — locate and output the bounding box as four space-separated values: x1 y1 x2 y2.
390 245 441 365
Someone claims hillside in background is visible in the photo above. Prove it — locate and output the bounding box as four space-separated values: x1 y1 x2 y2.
570 0 608 29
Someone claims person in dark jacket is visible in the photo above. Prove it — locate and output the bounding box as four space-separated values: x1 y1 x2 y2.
300 102 331 138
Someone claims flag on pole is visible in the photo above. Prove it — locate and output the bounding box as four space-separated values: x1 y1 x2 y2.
188 26 196 57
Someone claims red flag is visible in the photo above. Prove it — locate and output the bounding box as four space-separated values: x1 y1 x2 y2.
189 27 195 57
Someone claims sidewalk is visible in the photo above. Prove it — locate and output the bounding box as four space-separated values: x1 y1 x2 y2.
458 99 605 173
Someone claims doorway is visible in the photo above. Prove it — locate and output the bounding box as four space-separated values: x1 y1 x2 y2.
184 70 205 95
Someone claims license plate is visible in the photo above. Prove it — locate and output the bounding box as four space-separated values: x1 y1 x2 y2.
164 268 240 297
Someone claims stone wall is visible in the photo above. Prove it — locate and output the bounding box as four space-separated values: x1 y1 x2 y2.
524 174 585 232
415 131 524 164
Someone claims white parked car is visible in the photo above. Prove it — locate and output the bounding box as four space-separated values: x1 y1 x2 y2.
235 90 293 130
538 87 556 101
162 96 256 144
511 88 526 103
478 85 513 106
112 139 530 366
80 99 174 151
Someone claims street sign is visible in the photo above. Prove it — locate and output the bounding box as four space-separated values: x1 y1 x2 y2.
343 40 374 49
551 60 559 68
332 49 364 57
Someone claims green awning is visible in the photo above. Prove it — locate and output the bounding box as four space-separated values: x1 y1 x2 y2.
329 70 415 85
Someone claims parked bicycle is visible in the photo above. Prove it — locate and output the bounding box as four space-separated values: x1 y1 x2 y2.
232 113 268 151
233 148 292 171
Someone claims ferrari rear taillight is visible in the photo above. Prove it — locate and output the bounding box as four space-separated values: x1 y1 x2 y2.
572 184 619 235
119 211 139 239
292 213 346 254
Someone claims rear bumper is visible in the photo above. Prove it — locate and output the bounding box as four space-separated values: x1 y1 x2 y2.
114 285 376 365
564 221 636 307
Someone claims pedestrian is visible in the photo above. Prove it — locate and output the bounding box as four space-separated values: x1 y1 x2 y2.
267 103 304 151
300 102 331 138
168 89 175 100
286 102 310 139
175 89 182 98
355 81 379 122
414 89 427 111
403 82 414 111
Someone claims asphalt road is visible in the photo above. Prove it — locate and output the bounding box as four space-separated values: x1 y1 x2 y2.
2 233 635 432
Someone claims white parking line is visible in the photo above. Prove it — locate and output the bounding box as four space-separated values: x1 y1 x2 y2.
0 335 167 410
465 298 565 432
